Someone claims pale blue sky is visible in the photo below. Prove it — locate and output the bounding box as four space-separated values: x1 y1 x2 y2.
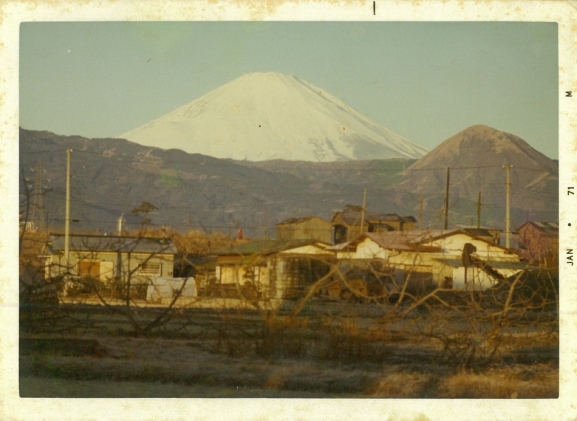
20 22 558 158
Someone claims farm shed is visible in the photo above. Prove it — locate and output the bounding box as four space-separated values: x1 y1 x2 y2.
516 221 559 266
276 216 332 244
331 211 416 244
212 239 334 300
328 229 523 291
44 234 178 284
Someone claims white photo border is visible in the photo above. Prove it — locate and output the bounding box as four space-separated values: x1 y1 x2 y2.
1 1 575 420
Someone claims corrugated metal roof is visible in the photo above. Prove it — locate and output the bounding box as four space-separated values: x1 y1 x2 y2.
333 211 416 226
48 234 178 254
462 228 494 237
518 221 559 237
276 216 330 226
365 230 464 250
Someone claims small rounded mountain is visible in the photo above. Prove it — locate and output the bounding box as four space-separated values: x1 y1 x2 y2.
393 125 558 213
408 125 556 172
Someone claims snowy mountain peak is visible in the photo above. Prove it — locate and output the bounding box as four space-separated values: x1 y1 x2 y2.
119 72 428 162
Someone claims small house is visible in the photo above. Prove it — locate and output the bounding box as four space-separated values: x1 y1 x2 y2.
44 234 178 285
328 229 525 291
276 216 332 243
212 239 334 300
332 211 416 244
517 221 559 266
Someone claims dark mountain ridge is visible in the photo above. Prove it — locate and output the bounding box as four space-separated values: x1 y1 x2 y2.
19 128 411 236
390 125 558 228
19 125 558 237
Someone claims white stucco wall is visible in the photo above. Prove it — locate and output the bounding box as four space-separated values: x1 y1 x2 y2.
351 238 388 260
430 234 514 261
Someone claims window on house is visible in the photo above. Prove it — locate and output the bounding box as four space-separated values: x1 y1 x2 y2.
78 260 100 277
139 262 162 276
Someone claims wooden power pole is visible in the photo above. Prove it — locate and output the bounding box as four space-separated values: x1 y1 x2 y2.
360 188 367 234
477 191 482 229
444 167 450 230
503 164 513 248
419 192 423 230
64 148 72 284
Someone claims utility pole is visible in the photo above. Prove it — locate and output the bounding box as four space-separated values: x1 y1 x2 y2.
477 191 483 229
419 192 423 230
31 159 45 231
503 164 513 248
64 149 72 281
117 213 124 236
444 167 450 230
360 188 367 235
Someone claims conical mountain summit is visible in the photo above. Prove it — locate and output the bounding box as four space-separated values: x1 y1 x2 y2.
407 124 556 172
119 72 428 162
393 125 558 215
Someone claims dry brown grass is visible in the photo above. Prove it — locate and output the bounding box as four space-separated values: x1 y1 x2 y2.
19 330 559 398
369 372 434 398
438 367 558 398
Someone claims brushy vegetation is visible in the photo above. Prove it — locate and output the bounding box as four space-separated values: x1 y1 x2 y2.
19 226 559 398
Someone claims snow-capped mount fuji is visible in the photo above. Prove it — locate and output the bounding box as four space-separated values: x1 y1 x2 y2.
119 72 427 162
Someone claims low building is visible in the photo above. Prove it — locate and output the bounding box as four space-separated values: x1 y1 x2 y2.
212 239 334 300
276 216 332 244
44 234 178 284
517 221 559 266
328 229 525 291
146 276 197 303
461 227 501 244
332 211 416 244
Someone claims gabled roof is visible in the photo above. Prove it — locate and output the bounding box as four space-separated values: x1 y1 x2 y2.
327 229 510 253
461 228 497 238
517 221 559 237
47 234 178 255
332 211 416 226
276 216 330 226
365 230 450 251
212 239 330 256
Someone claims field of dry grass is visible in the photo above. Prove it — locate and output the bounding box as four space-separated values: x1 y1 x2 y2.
19 302 558 398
